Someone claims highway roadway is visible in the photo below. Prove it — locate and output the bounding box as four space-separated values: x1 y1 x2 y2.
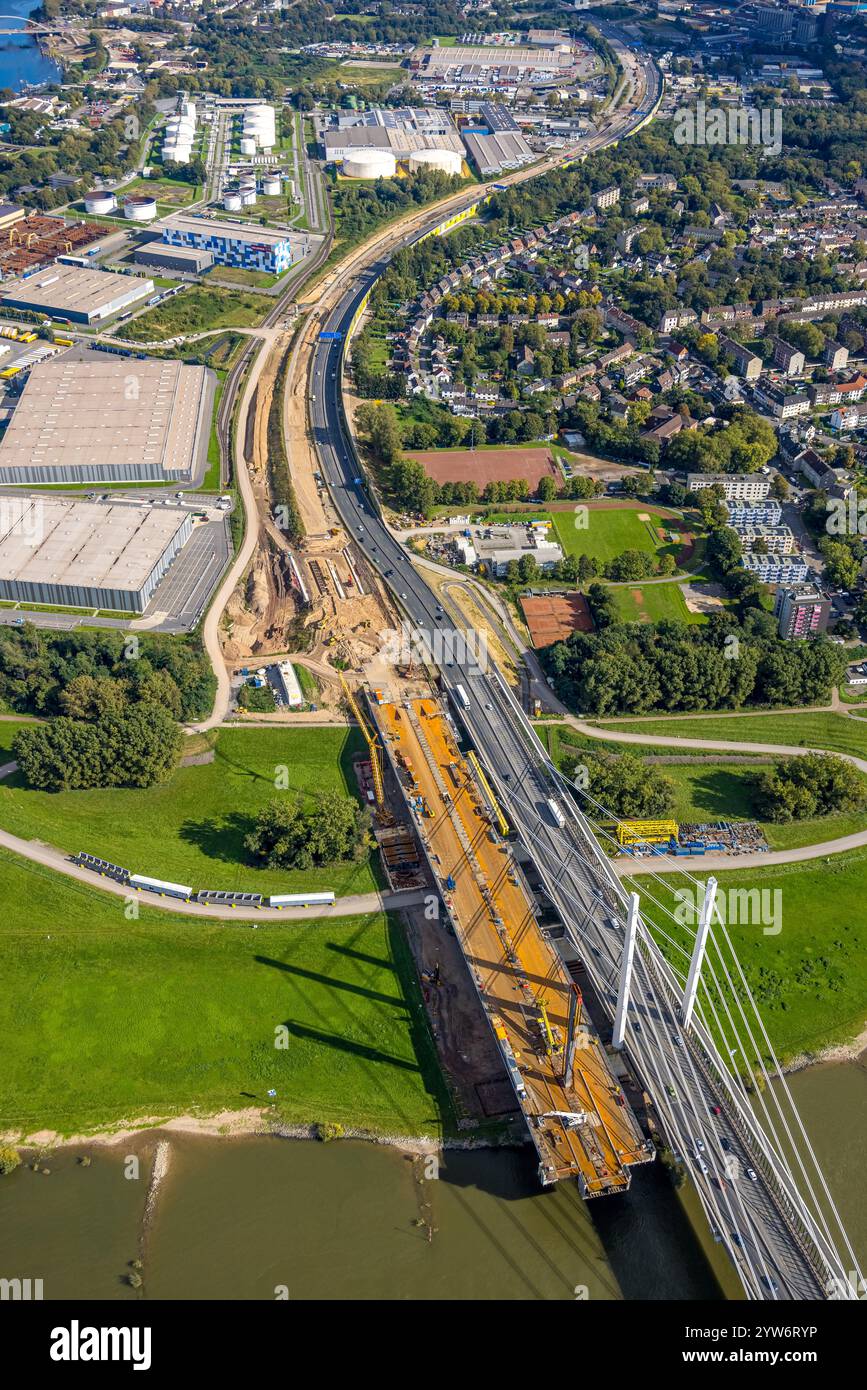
306 33 859 1300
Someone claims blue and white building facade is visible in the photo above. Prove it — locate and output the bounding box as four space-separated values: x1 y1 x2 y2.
156 214 294 274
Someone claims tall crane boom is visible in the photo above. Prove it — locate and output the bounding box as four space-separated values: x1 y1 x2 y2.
339 674 386 812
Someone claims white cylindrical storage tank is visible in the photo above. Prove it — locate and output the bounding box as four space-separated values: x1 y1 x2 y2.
240 136 256 157
123 195 157 221
408 147 463 176
243 104 275 149
223 191 242 211
241 189 257 206
84 189 116 215
261 174 281 196
342 149 397 179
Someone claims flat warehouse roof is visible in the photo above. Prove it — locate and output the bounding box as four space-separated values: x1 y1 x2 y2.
464 131 534 171
324 126 465 155
0 356 208 480
423 44 576 68
135 242 213 263
1 262 151 315
0 498 190 595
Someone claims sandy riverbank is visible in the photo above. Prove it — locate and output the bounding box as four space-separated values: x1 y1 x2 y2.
783 1024 867 1074
6 1026 865 1153
4 1107 486 1156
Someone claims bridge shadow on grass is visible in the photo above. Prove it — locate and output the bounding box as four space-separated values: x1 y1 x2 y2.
276 1020 420 1072
255 914 456 1140
326 941 395 972
677 767 758 821
255 954 405 1008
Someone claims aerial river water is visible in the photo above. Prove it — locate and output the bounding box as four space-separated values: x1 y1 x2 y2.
0 0 62 91
1 1060 864 1299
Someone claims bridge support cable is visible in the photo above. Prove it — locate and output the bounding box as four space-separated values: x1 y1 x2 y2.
473 671 857 1292
707 915 866 1287
561 787 858 1288
488 781 787 1296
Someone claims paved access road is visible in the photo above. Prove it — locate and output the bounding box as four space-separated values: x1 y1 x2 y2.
306 30 848 1300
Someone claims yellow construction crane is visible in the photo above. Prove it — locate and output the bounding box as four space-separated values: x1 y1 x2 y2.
537 1000 561 1058
339 673 390 821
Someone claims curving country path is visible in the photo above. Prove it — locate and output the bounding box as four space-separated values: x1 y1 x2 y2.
0 817 424 922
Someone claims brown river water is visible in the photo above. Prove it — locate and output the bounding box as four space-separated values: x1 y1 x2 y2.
1 1062 862 1301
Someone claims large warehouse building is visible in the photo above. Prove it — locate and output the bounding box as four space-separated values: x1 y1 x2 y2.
462 130 535 176
320 106 465 163
134 241 215 274
156 213 294 274
411 42 581 92
0 355 213 486
0 263 154 324
0 497 194 612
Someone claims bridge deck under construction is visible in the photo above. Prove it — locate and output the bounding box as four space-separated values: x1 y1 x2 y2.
375 694 652 1195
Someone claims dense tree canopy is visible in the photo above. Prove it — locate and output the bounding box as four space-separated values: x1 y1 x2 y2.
541 617 847 718
14 704 182 792
0 627 215 722
752 753 867 823
245 794 371 870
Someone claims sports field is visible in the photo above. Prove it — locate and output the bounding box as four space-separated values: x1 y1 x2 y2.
550 503 689 566
407 446 559 489
521 592 593 644
0 727 380 899
611 581 705 625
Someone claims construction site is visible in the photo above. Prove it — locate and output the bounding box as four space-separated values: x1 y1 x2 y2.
220 327 397 709
614 819 770 858
346 675 653 1194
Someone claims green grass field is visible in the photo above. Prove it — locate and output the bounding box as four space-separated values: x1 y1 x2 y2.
122 175 199 209
589 712 867 762
122 288 266 342
202 377 224 492
610 581 705 625
207 265 282 289
0 851 448 1137
0 728 380 899
538 727 867 852
643 852 867 1060
550 505 675 565
658 762 867 851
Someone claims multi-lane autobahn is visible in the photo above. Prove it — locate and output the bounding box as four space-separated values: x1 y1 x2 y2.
305 35 861 1301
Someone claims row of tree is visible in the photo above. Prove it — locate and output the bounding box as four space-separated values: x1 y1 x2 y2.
13 705 182 792
0 627 216 723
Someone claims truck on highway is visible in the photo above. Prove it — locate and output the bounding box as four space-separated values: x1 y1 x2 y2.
546 797 566 829
492 1015 526 1101
454 684 470 711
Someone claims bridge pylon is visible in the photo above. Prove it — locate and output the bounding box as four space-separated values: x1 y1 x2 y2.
682 876 717 1032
